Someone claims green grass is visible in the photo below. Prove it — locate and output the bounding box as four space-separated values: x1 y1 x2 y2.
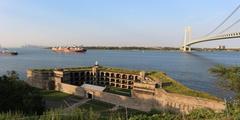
40 90 71 101
147 71 221 101
99 66 140 74
104 86 132 97
79 100 115 112
63 66 92 71
79 100 145 120
115 106 146 115
29 66 141 75
100 106 146 120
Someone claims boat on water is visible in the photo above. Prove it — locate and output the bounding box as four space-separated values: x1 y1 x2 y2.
0 49 18 56
51 46 87 53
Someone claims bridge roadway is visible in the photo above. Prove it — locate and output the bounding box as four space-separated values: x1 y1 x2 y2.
182 32 240 52
186 32 240 46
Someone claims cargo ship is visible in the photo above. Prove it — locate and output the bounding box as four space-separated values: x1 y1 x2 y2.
51 46 87 53
0 49 18 56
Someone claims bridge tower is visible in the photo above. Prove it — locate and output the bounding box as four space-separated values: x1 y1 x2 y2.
181 26 192 52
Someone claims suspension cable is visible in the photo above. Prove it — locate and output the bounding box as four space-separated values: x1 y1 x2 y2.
205 3 240 36
219 18 240 34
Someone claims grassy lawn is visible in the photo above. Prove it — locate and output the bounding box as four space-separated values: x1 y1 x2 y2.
79 100 115 112
40 90 71 101
147 71 221 101
31 66 140 74
100 107 146 120
79 100 145 119
104 86 131 97
99 66 140 75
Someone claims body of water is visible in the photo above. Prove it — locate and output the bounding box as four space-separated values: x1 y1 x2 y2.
0 48 238 98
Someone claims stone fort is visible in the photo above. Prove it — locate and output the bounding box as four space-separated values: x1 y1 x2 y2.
26 63 225 113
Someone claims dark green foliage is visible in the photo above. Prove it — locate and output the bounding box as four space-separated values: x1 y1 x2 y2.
186 109 217 120
0 71 45 115
0 108 100 120
224 99 240 120
1 105 240 120
209 65 240 97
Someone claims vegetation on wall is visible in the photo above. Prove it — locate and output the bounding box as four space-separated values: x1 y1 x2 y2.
147 71 221 101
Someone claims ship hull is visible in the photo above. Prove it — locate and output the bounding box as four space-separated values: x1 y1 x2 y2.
51 47 87 53
0 51 18 56
52 49 87 53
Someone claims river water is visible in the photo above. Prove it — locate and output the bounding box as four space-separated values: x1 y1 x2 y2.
0 48 239 98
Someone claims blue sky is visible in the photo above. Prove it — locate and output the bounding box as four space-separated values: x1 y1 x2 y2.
0 0 240 47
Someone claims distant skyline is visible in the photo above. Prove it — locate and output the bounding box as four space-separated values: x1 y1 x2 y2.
1 0 240 48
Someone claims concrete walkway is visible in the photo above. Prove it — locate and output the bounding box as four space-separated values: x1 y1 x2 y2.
64 98 90 111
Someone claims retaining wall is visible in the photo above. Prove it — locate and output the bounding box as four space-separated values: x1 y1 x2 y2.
55 82 225 113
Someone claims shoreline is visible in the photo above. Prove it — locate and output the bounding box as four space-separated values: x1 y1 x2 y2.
43 46 240 52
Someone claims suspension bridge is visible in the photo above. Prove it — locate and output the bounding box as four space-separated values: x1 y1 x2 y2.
181 4 240 52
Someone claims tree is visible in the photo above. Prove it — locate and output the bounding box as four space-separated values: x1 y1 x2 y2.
209 65 240 96
0 71 45 115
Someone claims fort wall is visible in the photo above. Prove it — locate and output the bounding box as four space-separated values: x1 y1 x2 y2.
26 70 53 89
26 66 225 113
55 79 85 97
154 89 225 113
55 81 225 113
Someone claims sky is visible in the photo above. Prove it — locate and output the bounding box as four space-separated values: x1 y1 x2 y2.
0 0 240 48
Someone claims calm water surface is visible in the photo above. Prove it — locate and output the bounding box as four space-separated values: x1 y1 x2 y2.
0 48 239 98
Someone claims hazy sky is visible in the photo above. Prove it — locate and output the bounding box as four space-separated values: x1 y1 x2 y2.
1 0 240 48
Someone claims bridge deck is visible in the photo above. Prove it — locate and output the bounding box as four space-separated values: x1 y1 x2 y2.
185 32 240 46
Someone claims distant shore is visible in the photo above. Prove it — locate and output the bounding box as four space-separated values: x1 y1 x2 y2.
44 46 240 52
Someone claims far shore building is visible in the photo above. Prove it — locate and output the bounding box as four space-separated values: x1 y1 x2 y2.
26 63 225 113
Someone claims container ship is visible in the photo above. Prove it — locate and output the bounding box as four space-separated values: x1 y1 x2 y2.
51 46 87 53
